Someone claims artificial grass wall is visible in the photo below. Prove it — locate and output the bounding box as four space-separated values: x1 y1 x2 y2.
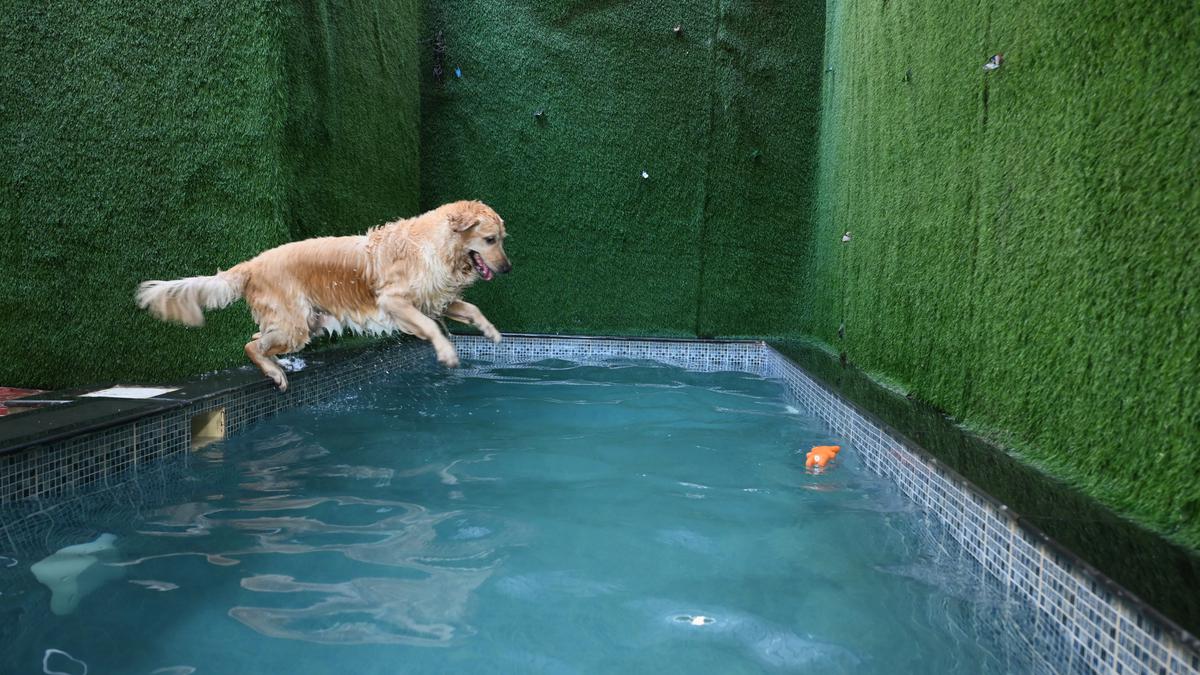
802 0 1200 548
419 0 825 337
282 1 421 240
0 0 420 389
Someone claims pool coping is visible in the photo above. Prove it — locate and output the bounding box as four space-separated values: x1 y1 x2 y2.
0 333 1196 673
0 339 415 456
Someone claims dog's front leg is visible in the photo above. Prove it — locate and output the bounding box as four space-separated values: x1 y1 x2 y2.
444 300 502 344
379 291 460 368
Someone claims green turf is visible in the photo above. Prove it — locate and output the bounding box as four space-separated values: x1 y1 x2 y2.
801 0 1200 549
0 0 420 390
419 0 825 337
281 1 421 240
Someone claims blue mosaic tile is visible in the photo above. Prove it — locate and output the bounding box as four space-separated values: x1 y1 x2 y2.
452 335 766 374
0 341 431 543
758 345 1199 674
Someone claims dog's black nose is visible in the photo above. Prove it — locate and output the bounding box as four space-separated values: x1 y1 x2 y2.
499 261 512 274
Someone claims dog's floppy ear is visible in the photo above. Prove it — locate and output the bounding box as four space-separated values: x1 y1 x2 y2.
449 212 479 232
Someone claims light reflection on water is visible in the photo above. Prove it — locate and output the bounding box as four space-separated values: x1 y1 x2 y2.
117 443 521 647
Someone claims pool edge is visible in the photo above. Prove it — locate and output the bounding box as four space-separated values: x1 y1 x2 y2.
0 333 1196 673
754 341 1199 674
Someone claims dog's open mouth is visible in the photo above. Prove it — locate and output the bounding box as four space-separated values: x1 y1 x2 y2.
469 251 494 281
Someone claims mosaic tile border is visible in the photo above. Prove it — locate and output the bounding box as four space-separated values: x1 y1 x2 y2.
452 333 766 373
0 333 1195 674
760 347 1200 675
0 340 431 550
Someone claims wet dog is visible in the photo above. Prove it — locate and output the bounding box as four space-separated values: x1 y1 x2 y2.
136 201 510 390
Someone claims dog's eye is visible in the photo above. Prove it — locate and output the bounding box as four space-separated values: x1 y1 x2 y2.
485 236 497 244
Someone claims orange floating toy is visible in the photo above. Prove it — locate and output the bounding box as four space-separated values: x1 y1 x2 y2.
805 445 841 469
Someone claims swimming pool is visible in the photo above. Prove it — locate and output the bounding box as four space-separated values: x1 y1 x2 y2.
1 357 1050 673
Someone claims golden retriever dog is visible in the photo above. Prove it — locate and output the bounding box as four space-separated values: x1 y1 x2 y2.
136 200 510 391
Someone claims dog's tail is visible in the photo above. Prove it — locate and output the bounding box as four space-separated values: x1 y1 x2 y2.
136 268 247 327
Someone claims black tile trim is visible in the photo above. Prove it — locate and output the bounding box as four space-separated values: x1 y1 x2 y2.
0 398 187 456
0 337 415 456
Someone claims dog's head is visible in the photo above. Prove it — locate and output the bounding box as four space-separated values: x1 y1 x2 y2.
446 200 511 281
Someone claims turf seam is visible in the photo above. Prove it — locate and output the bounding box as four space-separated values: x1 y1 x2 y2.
692 0 725 338
962 0 993 410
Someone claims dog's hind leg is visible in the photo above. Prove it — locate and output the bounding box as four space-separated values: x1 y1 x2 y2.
244 321 309 392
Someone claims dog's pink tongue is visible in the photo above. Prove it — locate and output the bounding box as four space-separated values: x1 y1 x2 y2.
473 253 493 281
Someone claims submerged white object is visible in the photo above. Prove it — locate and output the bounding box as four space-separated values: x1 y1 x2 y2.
130 579 179 592
641 170 650 179
80 386 177 399
31 533 123 615
841 231 852 242
42 648 88 675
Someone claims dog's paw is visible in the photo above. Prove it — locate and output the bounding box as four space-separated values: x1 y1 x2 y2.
437 349 461 369
269 370 289 392
483 325 502 344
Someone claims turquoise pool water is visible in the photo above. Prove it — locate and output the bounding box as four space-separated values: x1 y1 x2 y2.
1 360 1040 674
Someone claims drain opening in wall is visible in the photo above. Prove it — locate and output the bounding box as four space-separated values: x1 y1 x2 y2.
190 408 225 449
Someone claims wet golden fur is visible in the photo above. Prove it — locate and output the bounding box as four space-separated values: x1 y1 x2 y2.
136 201 511 390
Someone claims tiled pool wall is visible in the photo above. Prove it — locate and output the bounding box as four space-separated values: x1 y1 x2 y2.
461 335 1200 674
0 342 428 555
758 347 1200 675
0 334 1196 674
453 334 768 373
